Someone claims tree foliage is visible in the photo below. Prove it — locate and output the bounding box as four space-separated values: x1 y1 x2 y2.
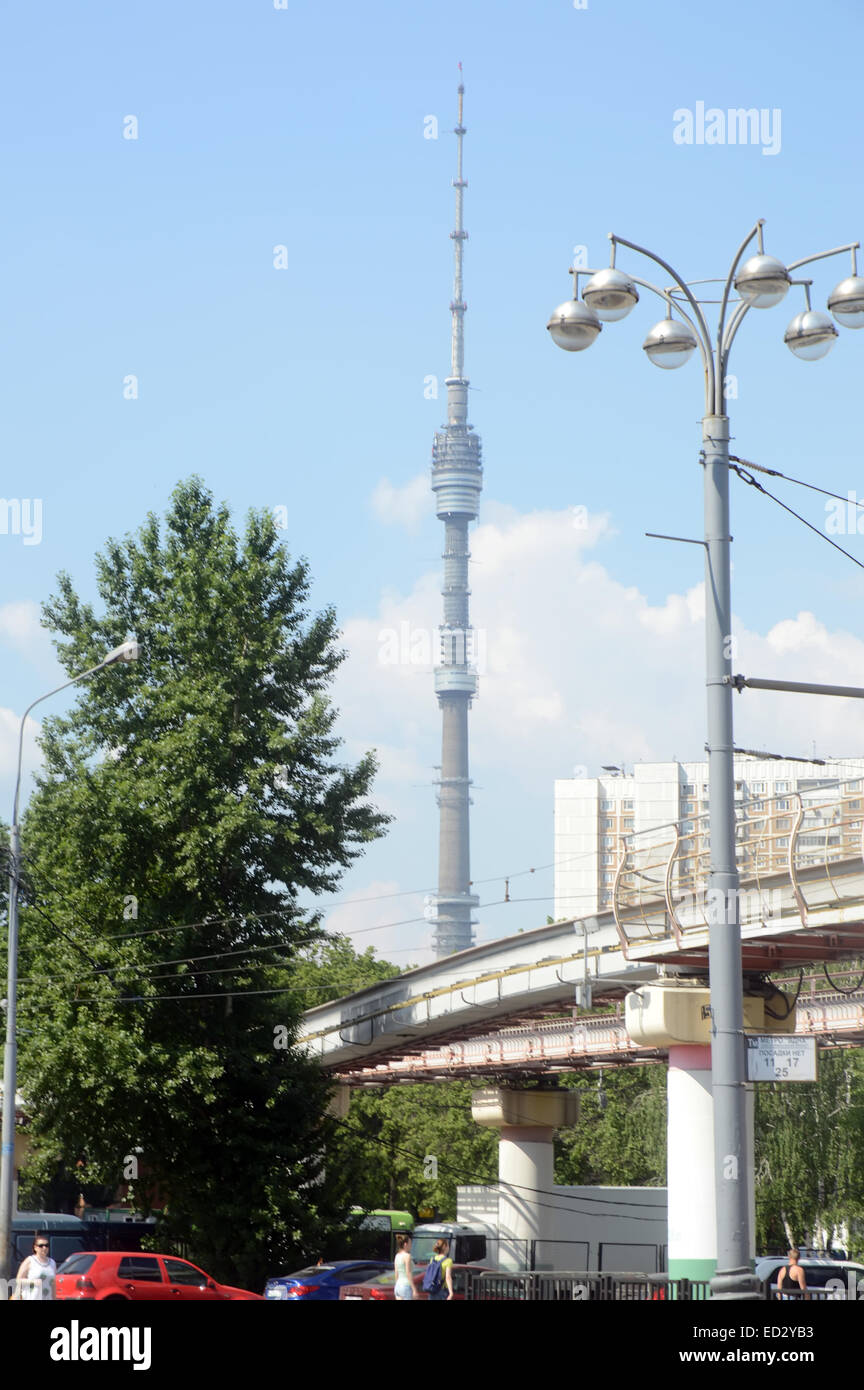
10 478 389 1288
755 1050 864 1257
331 1082 500 1219
290 934 402 1013
555 1067 667 1187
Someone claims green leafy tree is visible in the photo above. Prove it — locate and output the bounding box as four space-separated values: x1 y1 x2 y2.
288 939 497 1220
755 1050 864 1257
9 478 389 1289
555 1067 667 1186
332 1082 499 1219
290 934 402 1012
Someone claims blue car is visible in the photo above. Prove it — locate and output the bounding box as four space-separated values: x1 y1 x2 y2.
264 1260 391 1301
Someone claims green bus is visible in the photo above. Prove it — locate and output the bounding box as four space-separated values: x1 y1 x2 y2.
347 1208 413 1261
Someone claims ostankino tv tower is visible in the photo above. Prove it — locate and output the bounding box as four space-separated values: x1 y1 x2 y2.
429 82 483 958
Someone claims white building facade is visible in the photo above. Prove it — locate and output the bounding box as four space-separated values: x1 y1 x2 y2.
553 758 864 922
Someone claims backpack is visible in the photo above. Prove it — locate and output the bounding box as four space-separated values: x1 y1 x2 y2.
422 1257 445 1294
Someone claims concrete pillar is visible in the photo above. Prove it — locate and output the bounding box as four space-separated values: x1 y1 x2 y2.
326 1084 351 1120
472 1088 578 1271
667 1044 715 1281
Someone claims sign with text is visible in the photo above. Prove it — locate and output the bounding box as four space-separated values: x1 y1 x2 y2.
746 1035 817 1082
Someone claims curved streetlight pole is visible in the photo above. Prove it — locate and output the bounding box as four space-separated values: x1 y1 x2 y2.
0 639 139 1284
548 224 862 1299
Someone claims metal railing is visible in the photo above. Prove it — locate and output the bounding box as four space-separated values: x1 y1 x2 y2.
612 778 864 949
465 1270 712 1301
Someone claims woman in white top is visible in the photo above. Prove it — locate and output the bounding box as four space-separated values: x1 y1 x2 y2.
393 1232 416 1300
16 1235 57 1300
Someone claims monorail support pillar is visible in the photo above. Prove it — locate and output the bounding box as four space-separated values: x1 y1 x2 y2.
472 1087 579 1271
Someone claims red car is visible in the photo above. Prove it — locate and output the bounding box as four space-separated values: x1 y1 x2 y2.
55 1250 264 1301
339 1264 487 1301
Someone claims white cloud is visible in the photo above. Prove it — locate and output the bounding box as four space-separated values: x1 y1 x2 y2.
0 600 49 657
370 474 430 530
331 500 864 942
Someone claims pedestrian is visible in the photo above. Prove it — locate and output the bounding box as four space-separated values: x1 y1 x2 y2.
776 1248 807 1300
14 1234 57 1300
394 1232 416 1300
421 1237 454 1301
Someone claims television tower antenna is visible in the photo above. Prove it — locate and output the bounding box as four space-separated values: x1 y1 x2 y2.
429 77 483 957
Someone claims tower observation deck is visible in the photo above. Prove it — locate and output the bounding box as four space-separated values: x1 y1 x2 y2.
430 82 483 957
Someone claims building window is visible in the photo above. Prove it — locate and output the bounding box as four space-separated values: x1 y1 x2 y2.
683 802 695 815
602 836 614 848
601 800 614 810
622 799 634 811
603 818 615 829
776 781 789 793
752 781 766 794
682 821 694 833
683 783 696 795
602 854 614 865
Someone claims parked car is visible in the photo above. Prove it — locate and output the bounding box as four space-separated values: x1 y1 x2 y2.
339 1263 488 1301
264 1260 391 1301
755 1255 864 1300
55 1250 264 1301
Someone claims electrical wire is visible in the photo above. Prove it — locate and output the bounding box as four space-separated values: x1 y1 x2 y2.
730 464 864 574
764 970 804 1021
729 456 864 512
823 961 864 996
331 1114 667 1221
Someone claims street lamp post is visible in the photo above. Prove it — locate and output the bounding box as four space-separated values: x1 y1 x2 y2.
0 639 139 1283
548 223 862 1299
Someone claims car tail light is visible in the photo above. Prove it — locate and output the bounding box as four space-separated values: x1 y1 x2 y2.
287 1285 315 1297
368 1287 390 1300
76 1278 97 1293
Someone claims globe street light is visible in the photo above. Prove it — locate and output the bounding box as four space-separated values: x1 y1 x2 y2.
547 219 860 1300
642 312 700 369
547 275 603 351
0 639 140 1284
733 252 791 308
583 266 640 322
828 247 864 329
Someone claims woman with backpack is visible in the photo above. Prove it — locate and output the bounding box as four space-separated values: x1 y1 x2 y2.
421 1238 454 1301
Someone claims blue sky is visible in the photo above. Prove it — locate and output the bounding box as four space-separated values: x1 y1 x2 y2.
2 0 863 963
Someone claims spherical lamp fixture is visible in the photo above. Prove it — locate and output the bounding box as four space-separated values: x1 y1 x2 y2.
828 275 864 329
582 268 639 323
734 254 791 309
547 298 602 352
784 309 839 361
642 316 699 370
